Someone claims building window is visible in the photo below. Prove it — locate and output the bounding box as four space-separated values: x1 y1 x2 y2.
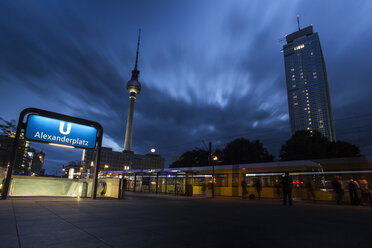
294 44 305 50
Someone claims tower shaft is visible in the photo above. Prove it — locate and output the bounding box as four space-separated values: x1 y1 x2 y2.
124 94 136 151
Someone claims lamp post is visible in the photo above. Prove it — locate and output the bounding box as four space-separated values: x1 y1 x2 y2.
208 142 215 198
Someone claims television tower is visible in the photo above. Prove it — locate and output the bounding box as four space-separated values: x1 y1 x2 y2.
124 29 142 152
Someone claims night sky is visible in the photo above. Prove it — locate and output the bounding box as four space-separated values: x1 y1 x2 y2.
1 1 372 174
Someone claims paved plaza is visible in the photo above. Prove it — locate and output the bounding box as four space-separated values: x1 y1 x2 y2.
1 193 372 248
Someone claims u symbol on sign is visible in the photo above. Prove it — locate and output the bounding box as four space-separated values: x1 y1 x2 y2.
59 122 72 135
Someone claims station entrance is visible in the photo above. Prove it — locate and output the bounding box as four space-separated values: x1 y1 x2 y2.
1 108 103 200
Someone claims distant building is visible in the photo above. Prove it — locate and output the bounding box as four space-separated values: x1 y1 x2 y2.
0 133 29 173
62 161 83 179
283 24 336 141
27 148 45 176
82 147 165 171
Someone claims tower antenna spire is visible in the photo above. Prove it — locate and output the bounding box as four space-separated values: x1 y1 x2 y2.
134 28 141 70
297 15 300 31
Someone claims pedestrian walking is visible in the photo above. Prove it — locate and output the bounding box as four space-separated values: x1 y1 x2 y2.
280 172 293 206
241 179 248 199
306 180 316 201
332 176 343 205
348 178 360 205
254 179 262 200
359 177 369 205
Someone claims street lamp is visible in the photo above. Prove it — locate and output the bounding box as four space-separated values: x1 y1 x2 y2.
150 148 156 153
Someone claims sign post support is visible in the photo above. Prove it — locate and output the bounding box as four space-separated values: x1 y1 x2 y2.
1 108 103 200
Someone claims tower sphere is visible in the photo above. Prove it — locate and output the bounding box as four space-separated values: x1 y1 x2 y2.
126 79 141 94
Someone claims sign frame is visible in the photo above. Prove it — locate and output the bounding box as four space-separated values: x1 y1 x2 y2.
1 108 103 200
24 114 98 149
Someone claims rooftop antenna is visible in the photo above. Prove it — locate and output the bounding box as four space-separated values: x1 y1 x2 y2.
297 15 300 31
134 28 141 71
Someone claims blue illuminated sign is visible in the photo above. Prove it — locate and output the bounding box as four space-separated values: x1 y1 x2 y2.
25 115 97 149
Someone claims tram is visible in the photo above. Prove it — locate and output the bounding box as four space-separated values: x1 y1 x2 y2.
105 156 372 202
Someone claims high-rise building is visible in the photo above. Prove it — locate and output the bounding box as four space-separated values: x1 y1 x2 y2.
283 22 336 141
0 133 29 173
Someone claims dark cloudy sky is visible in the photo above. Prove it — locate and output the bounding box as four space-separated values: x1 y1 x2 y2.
1 1 372 174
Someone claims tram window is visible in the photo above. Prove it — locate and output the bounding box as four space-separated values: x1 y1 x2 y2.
215 174 228 187
193 177 207 186
232 173 239 187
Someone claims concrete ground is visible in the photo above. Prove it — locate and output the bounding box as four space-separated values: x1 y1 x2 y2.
1 193 372 248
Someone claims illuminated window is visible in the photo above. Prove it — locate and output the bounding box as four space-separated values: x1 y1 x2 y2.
306 97 309 99
310 52 314 55
292 75 295 78
304 108 307 111
291 68 295 71
293 95 297 99
308 111 311 113
294 44 305 50
293 85 296 88
320 125 324 128
314 76 317 79
294 102 298 106
309 122 312 125
313 72 317 75
319 120 323 123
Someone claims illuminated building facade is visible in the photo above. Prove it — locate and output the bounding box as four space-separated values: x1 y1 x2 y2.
82 147 165 171
0 133 29 173
283 25 336 141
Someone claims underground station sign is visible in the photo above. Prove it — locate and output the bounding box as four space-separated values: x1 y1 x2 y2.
25 115 98 149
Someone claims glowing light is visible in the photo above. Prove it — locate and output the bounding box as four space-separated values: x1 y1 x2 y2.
49 143 74 149
150 148 156 153
294 44 305 51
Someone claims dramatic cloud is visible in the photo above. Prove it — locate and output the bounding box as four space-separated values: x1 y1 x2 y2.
1 0 372 173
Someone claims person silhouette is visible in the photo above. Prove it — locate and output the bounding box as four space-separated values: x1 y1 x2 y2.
280 172 293 206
